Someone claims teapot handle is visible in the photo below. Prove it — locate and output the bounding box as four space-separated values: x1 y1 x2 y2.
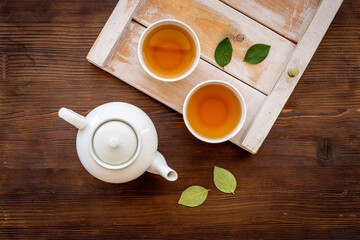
58 108 88 130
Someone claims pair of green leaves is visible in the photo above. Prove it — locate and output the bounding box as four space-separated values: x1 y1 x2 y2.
215 37 271 67
178 166 237 207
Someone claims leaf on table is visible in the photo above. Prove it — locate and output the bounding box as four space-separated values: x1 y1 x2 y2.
213 166 237 194
178 185 210 207
215 37 233 67
244 43 271 64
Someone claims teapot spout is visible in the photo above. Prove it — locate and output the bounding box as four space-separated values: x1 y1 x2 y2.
147 152 178 181
58 108 88 130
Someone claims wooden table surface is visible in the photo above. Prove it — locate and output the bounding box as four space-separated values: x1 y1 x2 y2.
1 0 359 239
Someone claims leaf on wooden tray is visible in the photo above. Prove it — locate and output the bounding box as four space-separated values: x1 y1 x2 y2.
213 166 237 194
215 37 233 67
178 185 210 207
244 43 271 64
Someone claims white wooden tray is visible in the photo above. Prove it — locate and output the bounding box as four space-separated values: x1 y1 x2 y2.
87 0 343 153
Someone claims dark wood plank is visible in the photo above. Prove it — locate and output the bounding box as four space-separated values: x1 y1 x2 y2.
0 0 359 239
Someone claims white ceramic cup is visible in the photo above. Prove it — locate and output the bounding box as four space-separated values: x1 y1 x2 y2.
138 19 200 82
183 80 247 143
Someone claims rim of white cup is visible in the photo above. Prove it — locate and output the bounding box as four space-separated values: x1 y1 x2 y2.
138 19 201 82
183 80 247 143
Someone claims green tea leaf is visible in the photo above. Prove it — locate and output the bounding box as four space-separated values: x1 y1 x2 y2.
244 44 271 64
214 166 237 194
178 185 210 207
215 37 233 67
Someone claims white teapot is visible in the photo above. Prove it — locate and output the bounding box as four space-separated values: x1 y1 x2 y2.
58 102 178 183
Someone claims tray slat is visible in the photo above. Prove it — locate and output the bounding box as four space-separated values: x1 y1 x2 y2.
221 0 321 42
134 0 295 94
87 0 143 68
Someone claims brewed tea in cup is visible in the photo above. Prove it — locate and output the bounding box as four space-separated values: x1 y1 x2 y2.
183 80 247 143
138 19 200 82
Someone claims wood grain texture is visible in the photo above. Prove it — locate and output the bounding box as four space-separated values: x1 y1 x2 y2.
221 0 321 42
87 0 143 67
133 0 295 94
0 0 359 239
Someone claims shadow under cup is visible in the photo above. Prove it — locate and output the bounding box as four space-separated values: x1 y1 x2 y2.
183 80 247 143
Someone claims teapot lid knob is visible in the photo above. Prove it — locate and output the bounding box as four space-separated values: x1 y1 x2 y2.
92 121 138 166
108 138 119 149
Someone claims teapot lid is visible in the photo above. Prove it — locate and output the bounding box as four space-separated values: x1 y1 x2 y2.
92 120 138 167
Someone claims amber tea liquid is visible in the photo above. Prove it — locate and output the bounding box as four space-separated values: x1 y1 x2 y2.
186 84 242 138
142 24 196 78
